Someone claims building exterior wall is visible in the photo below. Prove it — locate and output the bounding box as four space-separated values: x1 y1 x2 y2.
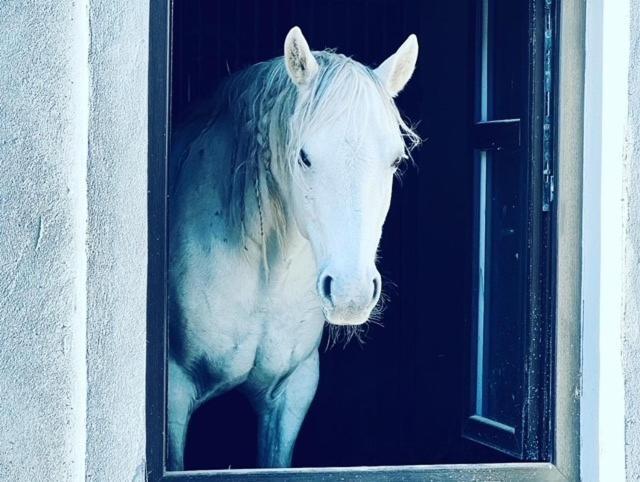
623 1 640 479
0 1 148 480
0 2 89 480
85 0 148 480
581 0 631 479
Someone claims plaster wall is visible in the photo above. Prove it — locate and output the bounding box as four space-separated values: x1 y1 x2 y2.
85 0 148 480
0 1 148 480
623 1 640 479
0 2 89 480
581 0 631 478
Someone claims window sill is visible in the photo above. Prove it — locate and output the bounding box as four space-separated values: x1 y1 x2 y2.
157 462 571 482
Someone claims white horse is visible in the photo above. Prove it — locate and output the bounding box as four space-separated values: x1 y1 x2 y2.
168 26 420 470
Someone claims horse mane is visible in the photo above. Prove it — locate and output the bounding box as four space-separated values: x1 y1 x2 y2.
177 50 421 257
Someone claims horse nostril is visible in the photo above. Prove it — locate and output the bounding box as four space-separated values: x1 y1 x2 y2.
321 275 333 302
372 277 380 302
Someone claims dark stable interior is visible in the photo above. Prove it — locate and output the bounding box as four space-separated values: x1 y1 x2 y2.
171 0 513 469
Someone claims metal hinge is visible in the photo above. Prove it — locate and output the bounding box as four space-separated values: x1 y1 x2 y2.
542 1 555 212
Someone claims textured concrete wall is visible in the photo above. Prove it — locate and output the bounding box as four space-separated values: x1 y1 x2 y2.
85 0 148 480
0 1 148 480
0 2 88 480
623 1 640 479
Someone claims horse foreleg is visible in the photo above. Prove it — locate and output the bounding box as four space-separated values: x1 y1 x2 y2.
255 351 320 468
167 360 196 471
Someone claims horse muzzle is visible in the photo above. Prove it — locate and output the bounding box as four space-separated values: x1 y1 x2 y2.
316 269 381 326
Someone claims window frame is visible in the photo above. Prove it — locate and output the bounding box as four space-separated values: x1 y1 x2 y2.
146 0 583 479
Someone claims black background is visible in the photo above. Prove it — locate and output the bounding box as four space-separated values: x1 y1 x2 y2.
171 0 511 469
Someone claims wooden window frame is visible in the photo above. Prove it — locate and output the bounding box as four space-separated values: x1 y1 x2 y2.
146 0 583 479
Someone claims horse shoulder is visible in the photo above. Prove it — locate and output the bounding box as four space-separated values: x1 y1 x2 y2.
170 114 264 372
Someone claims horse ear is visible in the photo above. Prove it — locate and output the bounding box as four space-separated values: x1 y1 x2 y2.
375 34 419 97
284 26 319 87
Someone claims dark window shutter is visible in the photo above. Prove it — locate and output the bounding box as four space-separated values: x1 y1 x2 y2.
463 0 555 461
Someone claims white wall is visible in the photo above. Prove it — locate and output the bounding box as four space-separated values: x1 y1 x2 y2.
0 1 148 480
582 0 640 480
85 0 149 480
622 1 640 479
582 0 629 480
0 2 88 480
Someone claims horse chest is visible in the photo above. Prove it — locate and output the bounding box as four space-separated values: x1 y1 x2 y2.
248 255 325 380
181 242 324 392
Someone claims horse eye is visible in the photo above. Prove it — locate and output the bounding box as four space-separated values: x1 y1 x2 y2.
299 150 311 168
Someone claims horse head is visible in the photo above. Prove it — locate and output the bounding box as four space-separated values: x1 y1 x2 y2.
282 27 419 326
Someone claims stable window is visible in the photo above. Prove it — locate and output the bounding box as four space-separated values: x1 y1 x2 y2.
147 0 580 480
